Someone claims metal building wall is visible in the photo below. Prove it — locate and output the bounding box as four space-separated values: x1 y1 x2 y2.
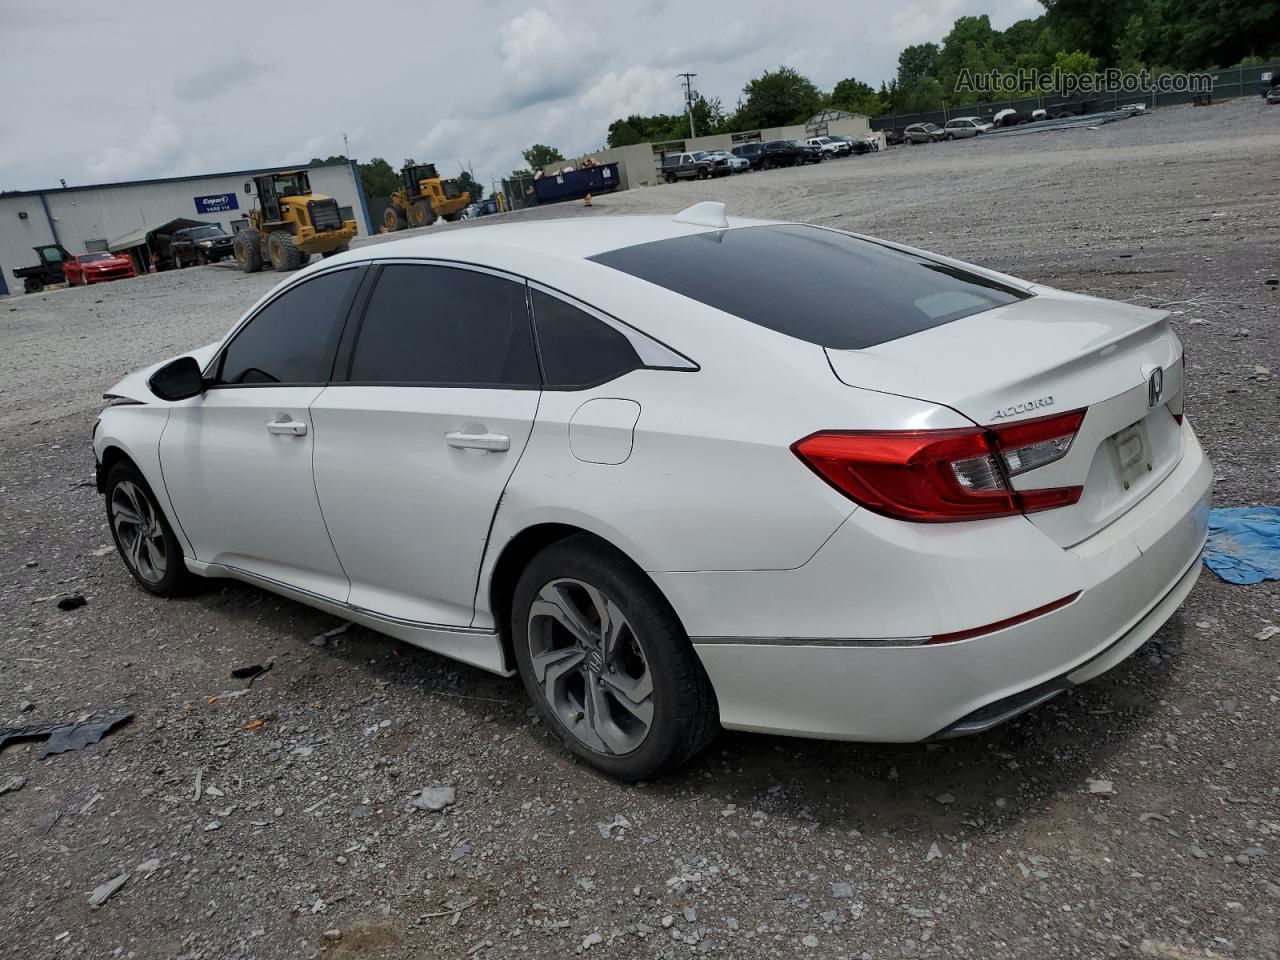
0 161 369 296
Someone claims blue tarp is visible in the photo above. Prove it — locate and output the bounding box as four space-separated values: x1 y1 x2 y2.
1202 506 1280 585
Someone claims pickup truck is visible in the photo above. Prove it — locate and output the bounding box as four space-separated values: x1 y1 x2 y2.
661 151 728 182
12 244 73 294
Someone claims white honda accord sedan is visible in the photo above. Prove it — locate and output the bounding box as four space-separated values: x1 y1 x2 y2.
94 202 1211 780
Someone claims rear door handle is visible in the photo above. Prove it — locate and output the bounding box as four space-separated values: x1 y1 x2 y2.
446 431 510 452
266 417 308 437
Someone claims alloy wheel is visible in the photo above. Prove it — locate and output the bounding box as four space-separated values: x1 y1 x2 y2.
526 578 654 756
110 480 168 584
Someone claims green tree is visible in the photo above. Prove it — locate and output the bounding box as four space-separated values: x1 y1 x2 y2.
828 77 883 115
522 144 565 173
456 170 484 203
733 66 824 129
897 43 940 87
356 157 399 201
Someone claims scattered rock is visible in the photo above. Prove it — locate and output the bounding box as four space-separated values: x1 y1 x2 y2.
450 842 473 862
1088 779 1115 795
831 881 854 898
582 932 603 949
935 793 955 805
0 775 26 795
595 814 632 839
1189 845 1208 859
322 929 342 942
1255 624 1278 641
925 842 942 862
88 874 129 908
204 820 222 832
411 785 456 812
802 935 819 948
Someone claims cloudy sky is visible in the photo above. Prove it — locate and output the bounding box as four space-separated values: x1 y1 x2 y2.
0 0 1040 192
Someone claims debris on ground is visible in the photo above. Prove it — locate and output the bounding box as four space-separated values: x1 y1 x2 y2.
1202 506 1280 584
56 594 87 611
1088 779 1116 795
0 775 27 795
1255 624 1278 641
230 663 272 683
595 814 632 839
411 785 456 812
88 873 129 908
309 622 352 647
0 714 132 757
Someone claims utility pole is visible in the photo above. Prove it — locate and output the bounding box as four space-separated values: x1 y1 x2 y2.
677 72 697 139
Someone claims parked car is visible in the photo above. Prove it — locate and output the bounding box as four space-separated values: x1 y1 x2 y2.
705 149 749 173
942 117 992 140
884 129 905 146
95 203 1210 781
1267 84 1280 105
735 140 810 169
830 134 875 155
793 139 824 163
661 151 727 182
13 243 74 293
730 142 766 169
64 251 137 286
170 224 235 267
904 123 945 144
805 136 847 157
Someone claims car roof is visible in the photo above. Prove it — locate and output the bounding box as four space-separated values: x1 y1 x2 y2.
327 215 775 266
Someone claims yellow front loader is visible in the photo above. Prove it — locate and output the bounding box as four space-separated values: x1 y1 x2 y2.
233 170 357 273
383 163 470 230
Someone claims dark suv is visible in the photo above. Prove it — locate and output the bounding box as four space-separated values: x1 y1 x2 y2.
661 151 728 182
171 224 235 267
739 140 814 170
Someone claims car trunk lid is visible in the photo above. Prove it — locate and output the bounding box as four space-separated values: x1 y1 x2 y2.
824 289 1185 547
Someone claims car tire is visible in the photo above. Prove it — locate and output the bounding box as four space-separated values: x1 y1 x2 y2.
760 158 772 170
511 534 719 781
664 172 677 184
267 231 307 271
696 166 709 180
943 132 953 141
384 205 407 231
104 460 192 598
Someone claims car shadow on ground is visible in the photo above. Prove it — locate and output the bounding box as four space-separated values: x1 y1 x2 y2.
189 577 1187 835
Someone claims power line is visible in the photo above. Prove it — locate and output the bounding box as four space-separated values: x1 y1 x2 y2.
675 72 696 138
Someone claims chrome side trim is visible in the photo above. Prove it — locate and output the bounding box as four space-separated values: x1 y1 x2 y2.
693 636 929 648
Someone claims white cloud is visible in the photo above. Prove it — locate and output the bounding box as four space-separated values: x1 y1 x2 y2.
658 19 771 67
86 114 184 181
579 66 680 120
498 7 605 108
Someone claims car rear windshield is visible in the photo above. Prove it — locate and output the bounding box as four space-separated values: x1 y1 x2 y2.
588 224 1031 349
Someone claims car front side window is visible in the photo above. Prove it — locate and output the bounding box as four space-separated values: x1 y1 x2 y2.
215 267 362 386
345 264 539 387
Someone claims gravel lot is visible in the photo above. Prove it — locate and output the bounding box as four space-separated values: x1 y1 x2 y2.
2 99 1278 960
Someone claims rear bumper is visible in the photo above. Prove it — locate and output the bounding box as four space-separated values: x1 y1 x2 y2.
669 423 1212 742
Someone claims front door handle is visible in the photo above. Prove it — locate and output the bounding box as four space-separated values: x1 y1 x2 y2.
266 416 308 437
446 431 510 452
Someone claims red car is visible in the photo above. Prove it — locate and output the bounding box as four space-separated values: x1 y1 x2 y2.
63 251 137 286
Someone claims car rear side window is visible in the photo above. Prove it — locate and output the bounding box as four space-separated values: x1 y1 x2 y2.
530 289 642 388
217 268 360 385
348 264 539 387
589 224 1031 349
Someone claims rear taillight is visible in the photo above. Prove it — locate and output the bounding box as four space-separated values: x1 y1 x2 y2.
792 410 1085 522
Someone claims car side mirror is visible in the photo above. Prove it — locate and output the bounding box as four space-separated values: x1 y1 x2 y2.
148 356 205 401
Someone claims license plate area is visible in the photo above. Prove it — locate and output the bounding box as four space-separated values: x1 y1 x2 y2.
1111 421 1151 489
